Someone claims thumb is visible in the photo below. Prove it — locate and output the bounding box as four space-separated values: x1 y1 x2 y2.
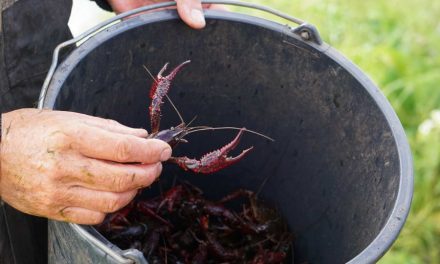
175 0 206 29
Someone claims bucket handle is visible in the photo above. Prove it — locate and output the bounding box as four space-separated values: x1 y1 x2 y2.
38 0 322 109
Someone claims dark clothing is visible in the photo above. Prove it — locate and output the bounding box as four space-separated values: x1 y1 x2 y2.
0 1 111 263
0 0 73 113
93 0 112 11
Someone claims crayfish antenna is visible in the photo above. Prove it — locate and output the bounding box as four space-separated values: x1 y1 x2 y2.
186 115 198 127
165 94 185 125
142 65 158 83
186 126 275 142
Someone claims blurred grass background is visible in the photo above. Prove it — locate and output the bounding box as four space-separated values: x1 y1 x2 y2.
70 0 440 262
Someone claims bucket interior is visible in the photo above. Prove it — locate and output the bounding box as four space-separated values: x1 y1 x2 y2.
50 11 401 263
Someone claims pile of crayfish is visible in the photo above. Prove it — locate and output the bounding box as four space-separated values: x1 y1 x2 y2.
97 182 292 263
96 60 292 262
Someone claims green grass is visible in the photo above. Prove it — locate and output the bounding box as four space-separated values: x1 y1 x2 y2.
232 1 440 263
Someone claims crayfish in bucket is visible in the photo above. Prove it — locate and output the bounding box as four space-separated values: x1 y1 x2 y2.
97 61 294 263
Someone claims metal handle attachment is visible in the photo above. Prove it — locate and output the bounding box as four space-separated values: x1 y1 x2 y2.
37 0 321 109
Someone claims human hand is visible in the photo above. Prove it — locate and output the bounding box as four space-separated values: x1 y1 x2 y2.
106 0 226 29
0 109 171 224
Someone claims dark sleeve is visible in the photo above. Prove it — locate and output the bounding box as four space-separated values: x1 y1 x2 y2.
91 0 113 11
0 1 73 263
0 0 74 112
0 204 14 264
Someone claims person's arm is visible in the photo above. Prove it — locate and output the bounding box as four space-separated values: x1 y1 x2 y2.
0 0 222 226
0 109 171 224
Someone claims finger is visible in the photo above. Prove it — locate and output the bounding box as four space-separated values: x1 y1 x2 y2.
176 0 206 29
206 4 228 11
57 207 106 225
51 110 148 137
65 186 137 213
63 157 162 192
71 125 172 163
64 111 148 137
82 118 148 138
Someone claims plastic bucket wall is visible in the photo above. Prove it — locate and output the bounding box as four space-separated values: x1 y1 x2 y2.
44 10 413 264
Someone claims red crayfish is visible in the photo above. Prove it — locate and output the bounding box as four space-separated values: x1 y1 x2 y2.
97 182 292 263
145 60 273 174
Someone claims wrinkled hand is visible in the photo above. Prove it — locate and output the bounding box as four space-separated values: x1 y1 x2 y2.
0 109 171 224
107 0 226 29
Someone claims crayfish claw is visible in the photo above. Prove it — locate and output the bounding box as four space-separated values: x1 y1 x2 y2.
157 62 169 78
168 128 254 174
163 60 190 80
149 60 191 133
226 146 254 163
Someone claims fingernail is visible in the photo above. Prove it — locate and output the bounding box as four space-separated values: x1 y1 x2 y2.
156 162 163 175
160 147 172 161
136 129 149 138
191 9 206 27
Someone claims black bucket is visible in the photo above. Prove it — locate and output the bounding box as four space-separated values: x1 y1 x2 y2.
41 2 413 264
